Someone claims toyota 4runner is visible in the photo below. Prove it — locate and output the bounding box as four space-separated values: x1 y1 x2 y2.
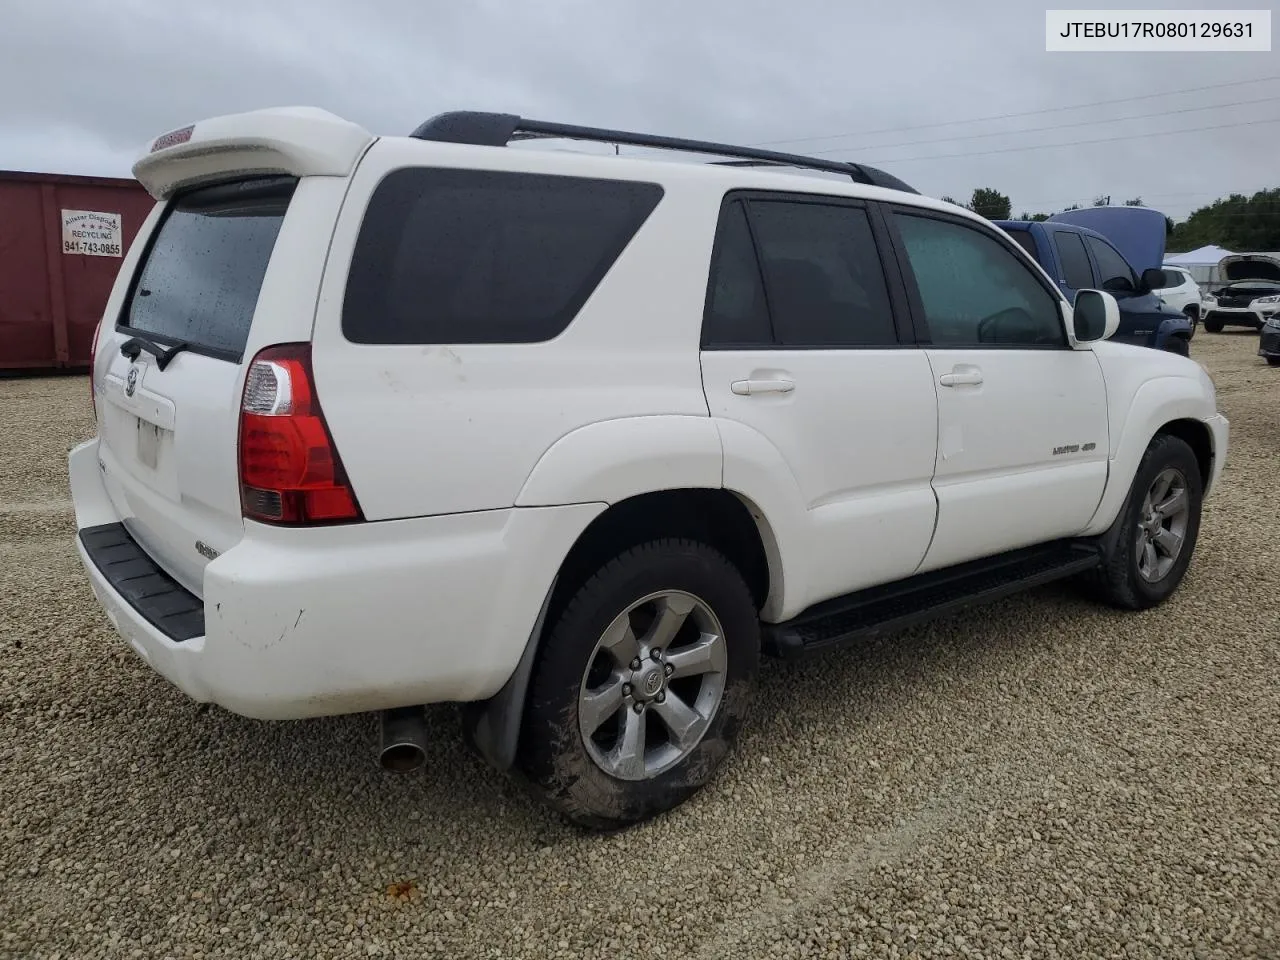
70 107 1229 828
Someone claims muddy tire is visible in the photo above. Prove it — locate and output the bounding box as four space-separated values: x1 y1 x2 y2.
517 539 759 830
1086 433 1203 611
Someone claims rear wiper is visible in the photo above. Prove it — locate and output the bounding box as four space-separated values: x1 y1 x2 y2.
119 335 191 371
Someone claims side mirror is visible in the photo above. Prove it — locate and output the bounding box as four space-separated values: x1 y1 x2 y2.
1071 289 1121 344
1141 267 1169 292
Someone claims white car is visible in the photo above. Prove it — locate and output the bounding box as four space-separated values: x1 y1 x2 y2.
1155 265 1204 329
70 107 1229 828
1201 254 1280 332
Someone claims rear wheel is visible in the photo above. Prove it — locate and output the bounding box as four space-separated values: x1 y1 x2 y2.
517 539 759 829
1183 307 1199 336
1087 434 1202 610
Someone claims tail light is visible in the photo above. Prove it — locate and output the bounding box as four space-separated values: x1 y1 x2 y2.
238 344 362 525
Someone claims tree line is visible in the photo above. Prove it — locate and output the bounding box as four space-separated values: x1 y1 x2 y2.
940 186 1280 251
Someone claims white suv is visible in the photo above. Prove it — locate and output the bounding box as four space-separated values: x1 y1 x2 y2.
70 107 1229 828
1155 265 1204 329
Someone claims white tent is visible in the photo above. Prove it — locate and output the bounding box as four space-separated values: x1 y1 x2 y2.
1164 244 1234 288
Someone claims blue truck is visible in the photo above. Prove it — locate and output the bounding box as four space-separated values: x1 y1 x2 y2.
993 207 1194 355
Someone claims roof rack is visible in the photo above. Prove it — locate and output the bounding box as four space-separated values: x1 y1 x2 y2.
409 111 918 195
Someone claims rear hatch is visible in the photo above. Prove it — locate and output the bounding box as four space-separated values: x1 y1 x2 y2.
94 177 297 594
88 108 375 596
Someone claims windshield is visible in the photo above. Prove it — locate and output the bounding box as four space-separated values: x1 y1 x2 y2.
123 176 297 359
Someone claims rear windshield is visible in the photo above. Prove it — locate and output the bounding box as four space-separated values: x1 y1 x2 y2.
342 168 663 344
123 177 296 359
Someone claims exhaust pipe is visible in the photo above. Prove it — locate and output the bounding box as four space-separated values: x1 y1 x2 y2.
379 706 428 774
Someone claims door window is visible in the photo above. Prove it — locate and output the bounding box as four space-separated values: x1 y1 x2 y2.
749 201 896 347
702 196 898 348
1084 236 1137 292
1052 231 1095 290
893 212 1065 347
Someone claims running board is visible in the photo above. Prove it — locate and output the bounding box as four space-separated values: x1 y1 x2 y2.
763 540 1101 659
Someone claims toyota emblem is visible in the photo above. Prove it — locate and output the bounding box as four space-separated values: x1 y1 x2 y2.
125 367 139 398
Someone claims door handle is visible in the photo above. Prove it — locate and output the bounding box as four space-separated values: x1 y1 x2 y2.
731 378 795 396
938 370 983 387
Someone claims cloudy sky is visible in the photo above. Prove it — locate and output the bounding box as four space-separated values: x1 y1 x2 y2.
1 0 1275 220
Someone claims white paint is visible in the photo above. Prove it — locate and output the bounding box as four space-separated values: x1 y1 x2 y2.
67 107 1230 722
61 209 122 257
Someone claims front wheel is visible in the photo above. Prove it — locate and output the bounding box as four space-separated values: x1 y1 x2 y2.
1204 317 1224 333
1267 356 1280 367
1165 336 1190 357
1087 434 1203 610
517 539 759 829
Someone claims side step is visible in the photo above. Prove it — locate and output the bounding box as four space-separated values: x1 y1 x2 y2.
763 540 1101 659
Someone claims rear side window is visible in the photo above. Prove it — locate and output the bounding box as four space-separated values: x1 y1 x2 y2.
1006 229 1038 261
1053 231 1095 290
124 177 296 358
343 168 663 344
703 201 772 346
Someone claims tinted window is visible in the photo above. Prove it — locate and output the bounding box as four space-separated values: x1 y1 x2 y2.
703 201 771 346
1007 230 1038 261
344 168 663 344
748 200 896 346
894 213 1064 347
125 177 295 358
1084 236 1136 291
1053 231 1095 290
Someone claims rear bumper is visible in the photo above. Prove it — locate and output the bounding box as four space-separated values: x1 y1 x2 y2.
69 438 603 720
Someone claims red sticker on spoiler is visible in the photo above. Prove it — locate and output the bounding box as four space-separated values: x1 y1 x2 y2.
151 125 195 152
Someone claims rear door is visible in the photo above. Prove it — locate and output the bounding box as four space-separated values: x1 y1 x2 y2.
699 192 940 611
93 176 312 595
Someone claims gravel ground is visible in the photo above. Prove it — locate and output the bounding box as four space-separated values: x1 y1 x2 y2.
2 332 1277 960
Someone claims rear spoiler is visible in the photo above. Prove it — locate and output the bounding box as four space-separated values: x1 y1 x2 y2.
132 107 376 200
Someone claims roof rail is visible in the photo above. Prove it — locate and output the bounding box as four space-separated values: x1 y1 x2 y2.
409 111 918 195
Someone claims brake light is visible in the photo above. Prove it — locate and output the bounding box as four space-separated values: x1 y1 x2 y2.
89 320 102 413
238 344 362 525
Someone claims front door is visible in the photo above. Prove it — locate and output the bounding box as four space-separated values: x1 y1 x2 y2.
886 207 1110 573
699 193 939 617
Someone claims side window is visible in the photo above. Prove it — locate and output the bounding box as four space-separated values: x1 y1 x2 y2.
702 201 771 346
1006 230 1039 261
747 200 897 346
343 168 663 344
893 212 1065 347
1052 231 1095 290
1084 236 1136 292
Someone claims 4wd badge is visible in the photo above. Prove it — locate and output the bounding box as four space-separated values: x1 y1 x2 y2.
125 366 139 398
